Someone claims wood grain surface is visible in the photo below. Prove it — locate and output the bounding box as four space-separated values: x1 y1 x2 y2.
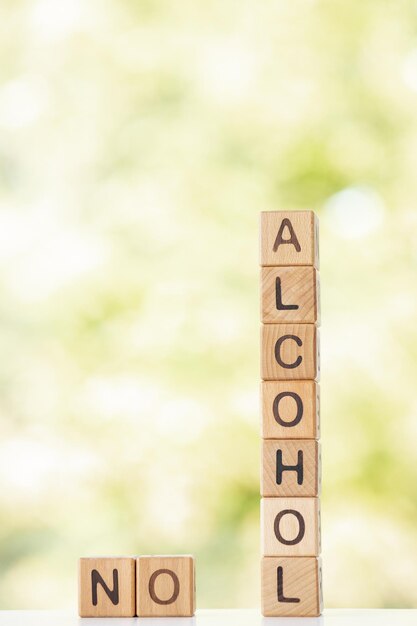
259 211 319 268
261 266 320 324
261 556 322 616
78 557 136 617
261 380 319 439
261 324 319 381
136 555 195 617
261 497 320 556
261 439 320 497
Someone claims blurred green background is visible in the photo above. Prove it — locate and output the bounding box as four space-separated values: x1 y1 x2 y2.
0 0 417 610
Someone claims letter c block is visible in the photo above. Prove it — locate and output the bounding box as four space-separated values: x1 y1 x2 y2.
261 324 319 381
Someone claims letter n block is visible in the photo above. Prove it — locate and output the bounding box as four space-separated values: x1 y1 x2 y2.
261 556 322 616
137 555 195 617
78 557 136 617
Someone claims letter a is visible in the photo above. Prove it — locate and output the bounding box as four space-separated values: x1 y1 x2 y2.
273 219 301 253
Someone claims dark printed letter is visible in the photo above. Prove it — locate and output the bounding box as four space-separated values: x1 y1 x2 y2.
274 510 306 545
273 392 303 427
275 335 303 369
277 566 300 603
91 569 119 606
275 277 299 311
276 449 303 485
273 219 301 253
149 569 180 605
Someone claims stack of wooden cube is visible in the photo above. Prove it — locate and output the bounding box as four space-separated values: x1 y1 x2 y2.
260 211 322 617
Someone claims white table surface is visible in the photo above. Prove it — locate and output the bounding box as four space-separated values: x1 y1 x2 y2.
0 610 415 626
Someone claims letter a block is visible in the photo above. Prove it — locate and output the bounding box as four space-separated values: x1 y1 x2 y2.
261 324 319 381
137 555 195 617
260 210 319 268
261 556 322 616
261 497 321 556
78 557 136 617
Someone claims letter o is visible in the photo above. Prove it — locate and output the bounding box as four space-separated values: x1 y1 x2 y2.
273 392 303 427
148 569 180 605
274 509 305 545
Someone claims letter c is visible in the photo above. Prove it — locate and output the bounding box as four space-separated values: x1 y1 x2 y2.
274 509 305 545
274 335 303 369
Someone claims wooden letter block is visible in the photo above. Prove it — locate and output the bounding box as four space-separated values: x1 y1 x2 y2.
78 557 136 617
261 439 320 497
137 555 195 617
261 324 319 381
260 211 319 268
261 381 319 439
261 266 320 324
261 497 320 557
261 556 322 616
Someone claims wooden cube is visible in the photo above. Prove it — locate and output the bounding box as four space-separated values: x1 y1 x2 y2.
261 497 320 557
261 266 320 324
261 556 322 616
261 324 319 381
261 439 320 497
78 557 136 617
260 211 319 268
137 555 195 617
261 381 319 440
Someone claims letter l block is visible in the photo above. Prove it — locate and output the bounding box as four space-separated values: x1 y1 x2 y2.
262 556 322 616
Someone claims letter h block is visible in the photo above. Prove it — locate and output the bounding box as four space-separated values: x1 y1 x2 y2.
259 211 322 617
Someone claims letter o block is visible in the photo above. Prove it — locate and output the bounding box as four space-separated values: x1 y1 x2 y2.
261 497 321 556
137 555 195 617
261 381 319 439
